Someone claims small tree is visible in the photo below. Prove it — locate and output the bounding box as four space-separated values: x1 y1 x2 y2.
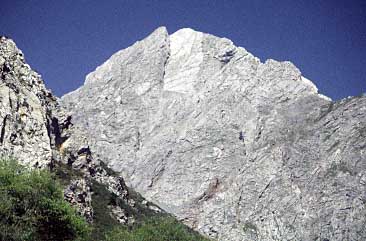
0 158 90 241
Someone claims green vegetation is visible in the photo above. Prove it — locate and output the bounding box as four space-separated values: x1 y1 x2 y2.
91 180 210 241
0 158 210 241
105 216 209 241
53 162 123 239
88 180 121 240
0 158 90 241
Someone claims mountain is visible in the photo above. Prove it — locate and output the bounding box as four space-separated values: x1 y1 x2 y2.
1 25 365 241
61 27 366 241
0 35 204 240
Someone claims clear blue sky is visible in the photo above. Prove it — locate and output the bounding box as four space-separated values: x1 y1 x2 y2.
1 0 365 100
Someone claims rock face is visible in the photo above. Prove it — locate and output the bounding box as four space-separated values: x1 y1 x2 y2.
62 27 366 241
0 36 56 168
0 36 162 227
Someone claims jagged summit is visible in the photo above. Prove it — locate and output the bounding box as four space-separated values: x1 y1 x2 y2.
66 27 330 102
170 26 330 101
1 29 364 241
61 27 365 241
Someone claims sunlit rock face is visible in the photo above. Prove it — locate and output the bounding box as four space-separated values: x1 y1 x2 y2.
0 36 57 167
0 36 157 225
61 27 366 241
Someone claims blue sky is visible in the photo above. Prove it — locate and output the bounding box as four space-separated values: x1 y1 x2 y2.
0 0 365 100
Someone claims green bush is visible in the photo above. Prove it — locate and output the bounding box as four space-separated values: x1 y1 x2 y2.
105 216 209 241
0 158 90 241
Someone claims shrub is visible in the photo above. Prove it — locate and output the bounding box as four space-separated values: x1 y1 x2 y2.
105 216 209 241
0 158 90 241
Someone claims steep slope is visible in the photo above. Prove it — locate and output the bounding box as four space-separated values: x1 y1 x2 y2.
0 36 186 240
62 27 366 241
0 36 56 167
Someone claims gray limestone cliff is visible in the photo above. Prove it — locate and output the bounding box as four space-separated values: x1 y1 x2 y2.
0 36 56 168
0 36 164 233
61 27 366 241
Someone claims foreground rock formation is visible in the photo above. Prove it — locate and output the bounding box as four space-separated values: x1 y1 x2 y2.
0 36 164 235
61 27 366 240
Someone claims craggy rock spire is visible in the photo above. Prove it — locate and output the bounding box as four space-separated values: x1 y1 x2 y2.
62 27 366 241
0 36 56 167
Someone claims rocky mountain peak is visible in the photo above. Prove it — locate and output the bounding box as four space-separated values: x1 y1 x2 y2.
60 27 366 240
165 27 327 100
0 37 55 103
1 26 365 240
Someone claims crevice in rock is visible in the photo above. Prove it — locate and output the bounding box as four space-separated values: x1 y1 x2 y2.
5 82 19 94
77 146 92 156
239 131 245 141
51 117 63 148
195 178 220 203
1 62 10 80
15 98 20 112
236 189 244 224
134 130 141 151
215 49 236 64
148 151 173 188
9 133 17 143
258 178 273 199
8 91 12 109
161 36 171 83
316 102 334 122
45 116 52 147
0 114 8 144
60 115 72 130
148 166 165 188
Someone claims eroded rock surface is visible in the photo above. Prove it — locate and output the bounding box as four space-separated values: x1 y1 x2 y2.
0 36 162 227
62 27 366 240
0 36 56 167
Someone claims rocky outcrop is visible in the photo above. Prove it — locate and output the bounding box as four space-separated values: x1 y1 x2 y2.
0 36 163 228
64 179 93 222
62 27 366 241
0 36 56 168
